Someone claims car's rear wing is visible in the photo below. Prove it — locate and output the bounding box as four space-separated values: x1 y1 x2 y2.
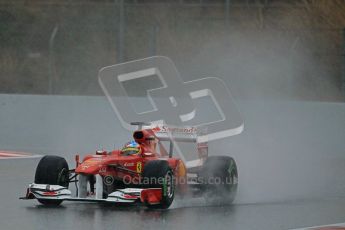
151 125 198 143
130 122 199 142
150 124 208 162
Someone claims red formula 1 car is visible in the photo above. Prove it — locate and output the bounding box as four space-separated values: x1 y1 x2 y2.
21 122 238 209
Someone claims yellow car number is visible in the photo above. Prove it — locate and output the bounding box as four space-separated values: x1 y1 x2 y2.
136 162 142 173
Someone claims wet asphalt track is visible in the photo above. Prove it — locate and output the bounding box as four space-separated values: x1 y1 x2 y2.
1 157 345 230
1 95 345 230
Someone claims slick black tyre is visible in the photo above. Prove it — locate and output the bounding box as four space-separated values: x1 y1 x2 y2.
199 156 238 206
142 160 174 209
34 155 69 206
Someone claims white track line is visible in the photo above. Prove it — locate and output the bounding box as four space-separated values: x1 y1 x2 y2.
290 222 345 229
0 151 41 160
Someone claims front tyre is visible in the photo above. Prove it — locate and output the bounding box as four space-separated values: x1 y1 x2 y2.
142 160 174 209
34 155 69 206
199 156 238 206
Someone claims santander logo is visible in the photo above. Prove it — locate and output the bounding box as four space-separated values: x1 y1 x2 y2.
152 125 196 134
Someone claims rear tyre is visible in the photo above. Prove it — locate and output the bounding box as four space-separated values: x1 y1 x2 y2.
198 156 238 205
34 155 69 206
142 160 174 209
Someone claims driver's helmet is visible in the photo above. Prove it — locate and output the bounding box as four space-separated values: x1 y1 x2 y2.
121 140 141 156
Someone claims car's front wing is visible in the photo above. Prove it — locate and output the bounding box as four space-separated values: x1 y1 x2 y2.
20 183 163 205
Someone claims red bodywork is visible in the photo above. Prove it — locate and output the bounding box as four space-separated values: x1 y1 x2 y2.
75 128 187 188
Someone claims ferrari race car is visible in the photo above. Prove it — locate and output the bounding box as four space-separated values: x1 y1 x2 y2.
21 122 238 209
